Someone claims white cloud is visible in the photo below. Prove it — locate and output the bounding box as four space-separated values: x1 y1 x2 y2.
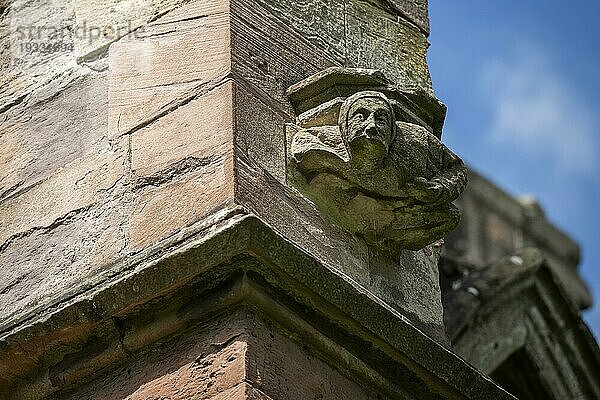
480 42 597 173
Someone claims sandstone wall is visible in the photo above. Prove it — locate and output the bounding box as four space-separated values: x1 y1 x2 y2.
1 0 445 337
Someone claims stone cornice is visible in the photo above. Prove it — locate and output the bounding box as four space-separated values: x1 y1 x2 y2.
0 210 514 399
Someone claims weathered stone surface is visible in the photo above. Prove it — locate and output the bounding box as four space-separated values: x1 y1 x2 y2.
235 156 447 342
346 0 433 95
0 4 125 328
51 310 380 400
0 0 446 354
0 144 128 327
231 0 340 116
0 69 108 201
0 147 125 247
243 312 381 400
72 0 195 61
52 311 249 400
386 0 430 34
1 0 77 113
0 214 515 399
207 384 273 400
252 0 346 65
108 6 231 139
118 341 248 400
128 80 235 250
0 57 123 332
0 206 127 327
131 162 234 250
250 0 432 96
131 82 234 178
233 84 288 183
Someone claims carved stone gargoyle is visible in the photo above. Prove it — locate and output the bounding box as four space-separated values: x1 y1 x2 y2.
286 68 467 252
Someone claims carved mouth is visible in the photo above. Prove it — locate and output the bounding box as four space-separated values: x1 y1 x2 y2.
349 136 388 160
352 130 387 145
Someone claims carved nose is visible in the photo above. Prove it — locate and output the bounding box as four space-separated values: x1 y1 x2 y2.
365 115 377 135
365 124 378 138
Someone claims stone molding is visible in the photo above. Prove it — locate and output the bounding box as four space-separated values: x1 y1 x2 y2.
0 210 514 399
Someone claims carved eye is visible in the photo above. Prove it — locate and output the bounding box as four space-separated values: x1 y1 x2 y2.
375 110 390 126
353 108 370 121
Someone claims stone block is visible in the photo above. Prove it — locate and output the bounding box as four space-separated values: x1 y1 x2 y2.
345 0 433 95
131 82 234 179
0 208 128 328
51 309 378 400
388 0 430 34
0 143 128 326
1 0 77 112
0 146 126 247
231 0 340 114
72 0 200 61
229 0 343 181
243 311 379 400
233 84 288 183
131 161 234 250
108 6 231 138
52 311 250 400
128 79 235 251
251 0 346 64
0 70 109 201
239 0 432 96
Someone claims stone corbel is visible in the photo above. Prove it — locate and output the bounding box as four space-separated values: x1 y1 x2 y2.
286 67 467 252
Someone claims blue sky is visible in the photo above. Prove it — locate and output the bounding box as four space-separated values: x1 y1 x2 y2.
427 1 600 336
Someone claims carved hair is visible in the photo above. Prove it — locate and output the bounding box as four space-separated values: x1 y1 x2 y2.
338 90 396 147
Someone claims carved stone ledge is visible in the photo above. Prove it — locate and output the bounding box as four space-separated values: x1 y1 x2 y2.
0 211 515 400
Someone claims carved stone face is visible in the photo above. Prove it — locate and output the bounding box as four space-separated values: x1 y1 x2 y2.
339 92 395 167
345 97 394 150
